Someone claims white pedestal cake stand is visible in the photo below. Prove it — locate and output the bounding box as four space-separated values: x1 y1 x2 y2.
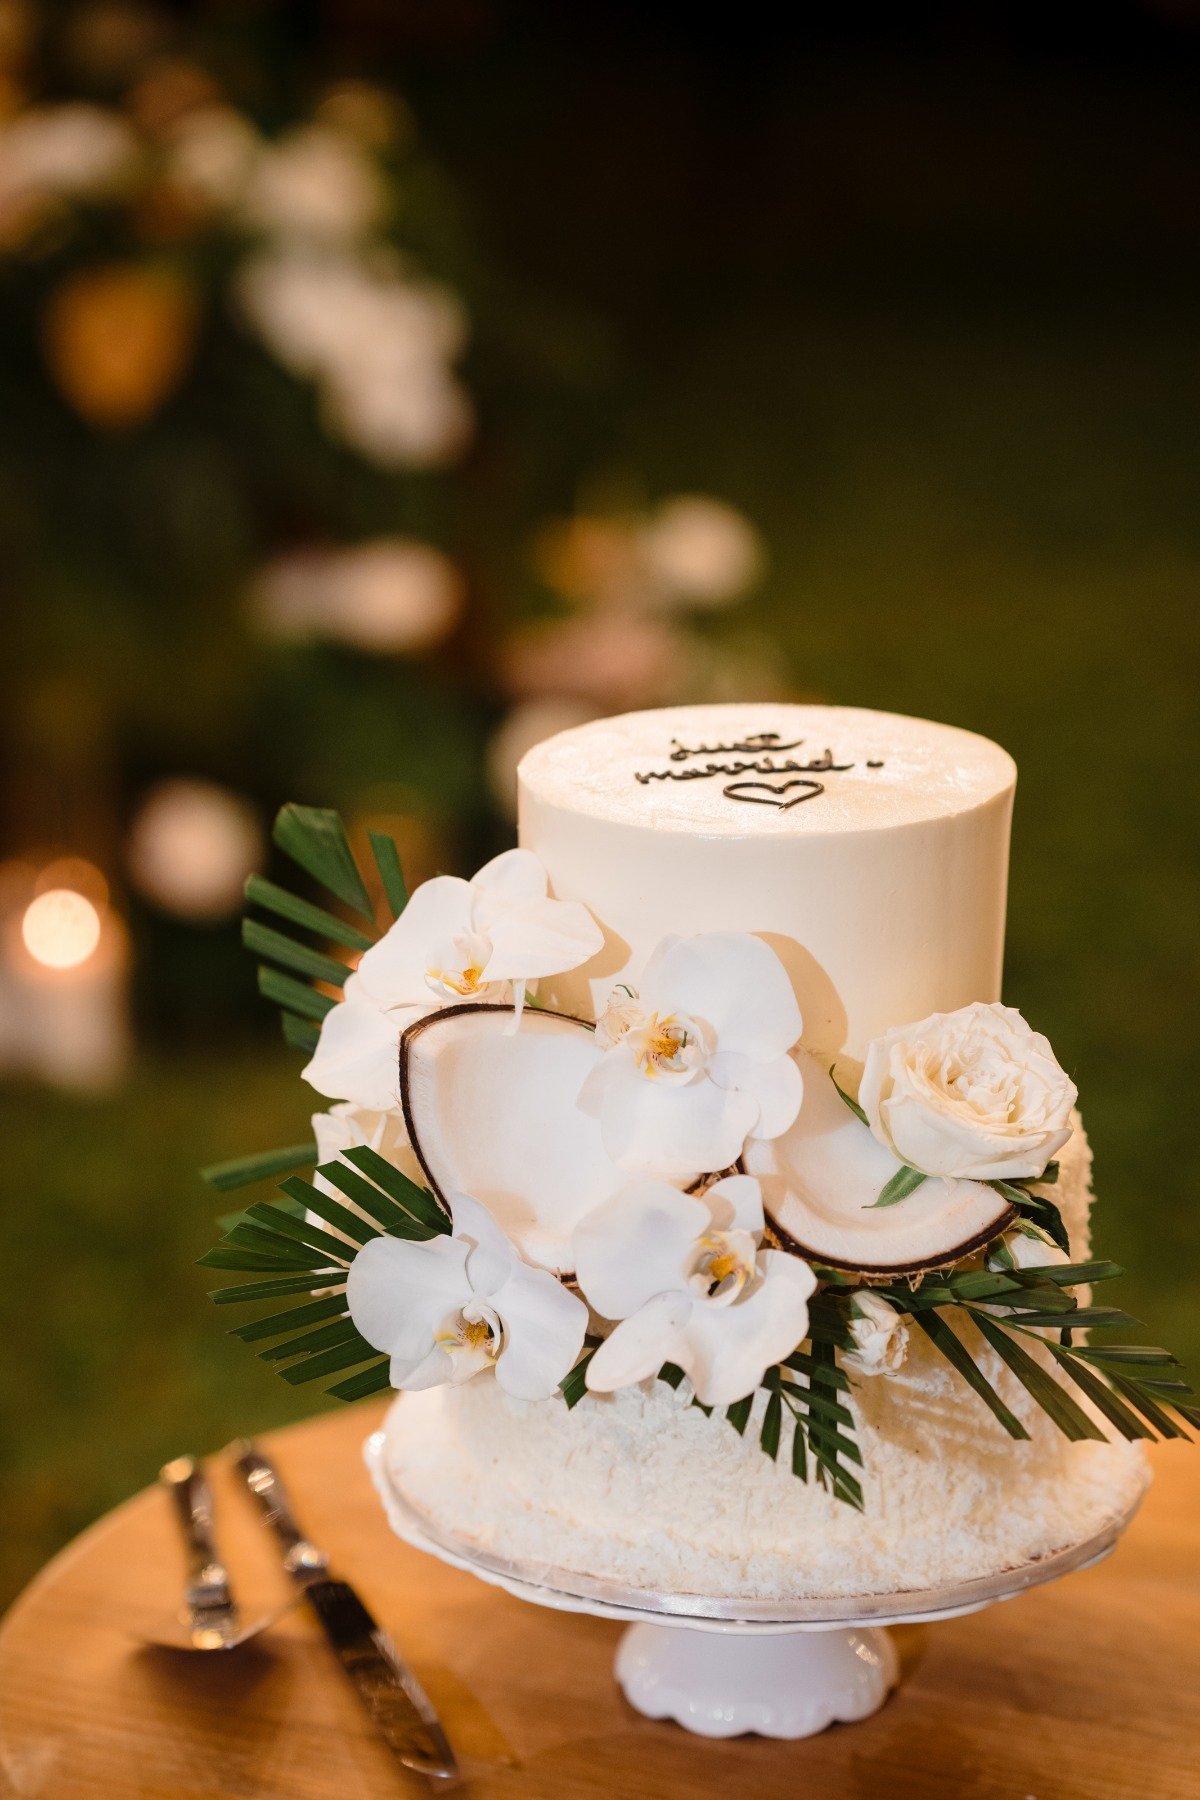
364 1431 1136 1741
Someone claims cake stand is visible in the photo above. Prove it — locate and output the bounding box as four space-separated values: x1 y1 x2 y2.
364 1431 1138 1740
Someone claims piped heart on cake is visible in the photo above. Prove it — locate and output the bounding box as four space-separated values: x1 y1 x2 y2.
722 778 824 810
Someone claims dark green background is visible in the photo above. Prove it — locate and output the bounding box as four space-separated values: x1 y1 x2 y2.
3 4 1199 1609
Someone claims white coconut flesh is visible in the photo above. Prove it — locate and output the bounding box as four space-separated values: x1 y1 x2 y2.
743 1050 1016 1275
400 1004 626 1275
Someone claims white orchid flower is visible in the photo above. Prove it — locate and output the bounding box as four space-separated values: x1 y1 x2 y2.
574 1174 817 1407
347 1190 588 1400
577 933 804 1177
303 847 603 1109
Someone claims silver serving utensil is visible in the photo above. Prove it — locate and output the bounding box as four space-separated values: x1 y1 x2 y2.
142 1454 295 1653
233 1438 459 1785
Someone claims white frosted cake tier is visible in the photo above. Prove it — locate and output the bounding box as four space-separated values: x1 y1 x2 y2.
380 1122 1148 1602
519 703 1016 1057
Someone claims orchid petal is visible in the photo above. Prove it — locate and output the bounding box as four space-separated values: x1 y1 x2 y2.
346 1232 471 1374
709 1048 803 1140
595 1060 755 1178
700 1174 765 1238
585 1291 694 1394
675 1251 817 1407
640 933 802 1060
354 877 473 1006
471 847 603 980
302 974 417 1111
392 1341 456 1391
448 1189 516 1298
575 1048 627 1118
573 1181 710 1320
469 847 548 910
482 893 604 980
492 1259 588 1400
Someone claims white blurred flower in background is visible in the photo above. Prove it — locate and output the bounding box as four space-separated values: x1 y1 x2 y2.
532 493 764 617
164 105 262 209
239 123 384 242
490 489 774 798
126 778 262 921
500 611 683 711
252 537 463 655
0 102 138 200
237 246 471 468
0 103 139 235
637 495 764 609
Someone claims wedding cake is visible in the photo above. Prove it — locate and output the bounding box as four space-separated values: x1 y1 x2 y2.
206 704 1175 1609
378 705 1147 1600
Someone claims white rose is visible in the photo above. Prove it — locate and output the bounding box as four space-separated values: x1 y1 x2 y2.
859 1002 1076 1184
844 1292 908 1377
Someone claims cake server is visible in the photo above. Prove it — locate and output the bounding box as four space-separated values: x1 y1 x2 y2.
233 1438 458 1785
145 1454 295 1652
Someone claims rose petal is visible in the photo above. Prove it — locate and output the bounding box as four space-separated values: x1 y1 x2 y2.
882 1093 1070 1183
676 1251 816 1407
573 1180 710 1319
640 933 802 1060
709 1048 803 1140
860 1003 1076 1183
492 1259 588 1400
585 1290 694 1393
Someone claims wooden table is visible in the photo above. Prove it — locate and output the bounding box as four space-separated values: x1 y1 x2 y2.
0 1405 1196 1799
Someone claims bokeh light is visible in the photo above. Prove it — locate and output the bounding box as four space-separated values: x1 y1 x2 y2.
21 888 102 969
126 778 262 921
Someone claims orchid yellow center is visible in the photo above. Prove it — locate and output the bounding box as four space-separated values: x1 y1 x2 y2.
691 1229 758 1305
435 1303 502 1373
636 1013 690 1075
428 962 485 997
424 927 496 1002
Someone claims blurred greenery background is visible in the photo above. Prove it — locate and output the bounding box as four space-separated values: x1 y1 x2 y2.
3 0 1199 1610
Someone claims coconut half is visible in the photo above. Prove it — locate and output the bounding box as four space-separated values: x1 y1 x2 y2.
400 1003 627 1275
743 1050 1016 1275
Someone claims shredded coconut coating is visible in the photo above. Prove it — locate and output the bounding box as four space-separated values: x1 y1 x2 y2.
383 1117 1149 1601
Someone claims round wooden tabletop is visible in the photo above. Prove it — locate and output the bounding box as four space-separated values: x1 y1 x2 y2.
1 1404 1197 1799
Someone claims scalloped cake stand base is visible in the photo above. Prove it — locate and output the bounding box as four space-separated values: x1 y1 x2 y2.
615 1619 897 1738
365 1428 1136 1742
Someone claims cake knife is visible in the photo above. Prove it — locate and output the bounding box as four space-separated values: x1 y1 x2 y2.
233 1439 458 1785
